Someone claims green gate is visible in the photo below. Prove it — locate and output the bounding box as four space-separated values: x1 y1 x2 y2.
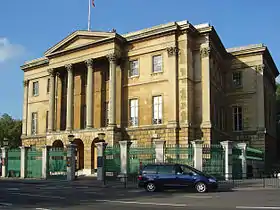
202 144 225 180
7 148 21 177
48 147 67 179
26 148 42 178
104 144 121 176
232 147 242 179
165 144 194 166
128 144 156 174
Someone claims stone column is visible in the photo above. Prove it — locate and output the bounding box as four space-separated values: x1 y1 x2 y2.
95 142 107 181
65 64 74 131
85 59 94 129
22 80 29 136
48 69 56 132
107 53 117 126
167 46 178 127
154 139 166 163
237 143 247 179
119 140 132 175
191 140 204 171
1 147 7 178
66 143 76 181
20 146 28 178
221 141 233 180
200 46 211 135
42 145 50 179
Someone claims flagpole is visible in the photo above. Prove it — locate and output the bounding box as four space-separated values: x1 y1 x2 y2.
87 0 91 31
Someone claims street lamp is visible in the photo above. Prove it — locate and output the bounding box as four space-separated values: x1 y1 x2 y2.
98 133 106 142
68 134 75 144
3 138 8 147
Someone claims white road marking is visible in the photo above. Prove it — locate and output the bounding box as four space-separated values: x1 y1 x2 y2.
95 199 187 207
35 208 52 210
0 203 12 206
6 188 19 191
11 193 66 199
236 207 280 209
183 195 213 199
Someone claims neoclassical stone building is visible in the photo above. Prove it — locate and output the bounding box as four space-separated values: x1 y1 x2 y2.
21 20 278 175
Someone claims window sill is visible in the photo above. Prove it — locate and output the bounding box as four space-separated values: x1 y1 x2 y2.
128 75 139 79
151 71 163 76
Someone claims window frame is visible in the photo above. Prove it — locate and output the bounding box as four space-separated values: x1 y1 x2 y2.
31 112 38 135
152 54 163 73
232 105 243 131
152 95 163 125
32 81 39 96
129 59 139 78
129 98 139 127
232 71 242 88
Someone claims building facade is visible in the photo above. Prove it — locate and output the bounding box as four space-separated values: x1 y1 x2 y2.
20 20 279 175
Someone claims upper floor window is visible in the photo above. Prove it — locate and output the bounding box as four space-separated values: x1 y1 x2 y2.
129 99 138 126
152 55 163 73
31 112 38 135
47 78 50 94
232 71 242 88
129 60 139 77
232 106 243 131
32 81 39 96
152 95 162 124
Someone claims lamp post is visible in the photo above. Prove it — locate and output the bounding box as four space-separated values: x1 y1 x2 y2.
68 134 75 144
3 138 8 148
97 133 106 142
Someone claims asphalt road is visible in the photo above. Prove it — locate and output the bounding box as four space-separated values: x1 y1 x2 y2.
1 179 280 209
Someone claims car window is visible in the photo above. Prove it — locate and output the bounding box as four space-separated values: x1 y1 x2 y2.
157 165 175 174
142 165 157 174
180 165 194 174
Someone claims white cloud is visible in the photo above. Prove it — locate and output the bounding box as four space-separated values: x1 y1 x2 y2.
0 37 25 63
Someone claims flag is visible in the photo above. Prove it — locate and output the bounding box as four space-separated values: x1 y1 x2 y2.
92 0 95 7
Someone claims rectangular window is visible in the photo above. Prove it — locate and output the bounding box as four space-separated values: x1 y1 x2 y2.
31 112 38 134
153 96 163 124
32 81 39 96
232 71 242 88
129 60 139 77
129 99 138 126
233 106 243 131
152 55 163 73
47 78 50 94
46 111 49 132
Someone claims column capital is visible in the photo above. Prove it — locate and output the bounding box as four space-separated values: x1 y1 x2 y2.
65 64 73 72
167 46 178 57
255 64 265 72
200 46 211 58
85 58 94 67
47 68 56 77
23 80 29 87
107 53 118 62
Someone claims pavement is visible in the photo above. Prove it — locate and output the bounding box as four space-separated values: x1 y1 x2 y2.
1 179 280 209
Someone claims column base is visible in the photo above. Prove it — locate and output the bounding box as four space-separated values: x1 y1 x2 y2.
86 126 93 130
200 121 212 129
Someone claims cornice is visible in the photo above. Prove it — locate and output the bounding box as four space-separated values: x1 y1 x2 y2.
21 57 49 71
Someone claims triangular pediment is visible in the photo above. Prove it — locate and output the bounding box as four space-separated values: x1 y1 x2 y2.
44 31 115 56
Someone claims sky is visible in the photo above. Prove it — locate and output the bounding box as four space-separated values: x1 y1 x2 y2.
0 0 280 119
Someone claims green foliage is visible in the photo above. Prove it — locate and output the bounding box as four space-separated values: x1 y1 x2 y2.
0 113 22 148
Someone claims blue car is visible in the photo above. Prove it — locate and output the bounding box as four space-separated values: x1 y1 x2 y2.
138 163 218 193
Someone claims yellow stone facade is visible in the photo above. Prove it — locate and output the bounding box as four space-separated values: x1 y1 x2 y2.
20 20 279 174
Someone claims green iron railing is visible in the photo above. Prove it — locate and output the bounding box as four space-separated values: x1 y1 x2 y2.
104 144 121 175
202 144 225 180
48 147 67 178
7 148 21 177
26 148 42 178
128 144 156 174
246 147 264 161
165 144 194 166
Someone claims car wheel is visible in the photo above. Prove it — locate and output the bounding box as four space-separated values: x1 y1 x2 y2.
145 182 156 192
195 182 207 193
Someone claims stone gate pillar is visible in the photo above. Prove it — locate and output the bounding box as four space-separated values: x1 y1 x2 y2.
1 147 7 178
154 140 166 163
221 141 233 180
95 141 107 181
66 143 76 181
42 145 50 179
20 146 29 179
191 140 204 171
237 143 247 179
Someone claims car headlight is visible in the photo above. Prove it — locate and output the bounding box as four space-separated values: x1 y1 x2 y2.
208 178 216 183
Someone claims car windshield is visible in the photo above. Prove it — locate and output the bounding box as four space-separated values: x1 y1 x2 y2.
181 165 205 176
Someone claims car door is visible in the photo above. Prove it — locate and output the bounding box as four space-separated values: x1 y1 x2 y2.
156 165 177 188
175 165 195 187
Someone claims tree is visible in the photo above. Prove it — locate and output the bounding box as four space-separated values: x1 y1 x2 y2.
0 114 22 148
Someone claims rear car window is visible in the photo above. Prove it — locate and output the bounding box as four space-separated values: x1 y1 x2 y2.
158 165 175 174
142 165 157 174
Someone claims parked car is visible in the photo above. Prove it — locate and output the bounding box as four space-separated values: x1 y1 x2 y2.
137 163 218 193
